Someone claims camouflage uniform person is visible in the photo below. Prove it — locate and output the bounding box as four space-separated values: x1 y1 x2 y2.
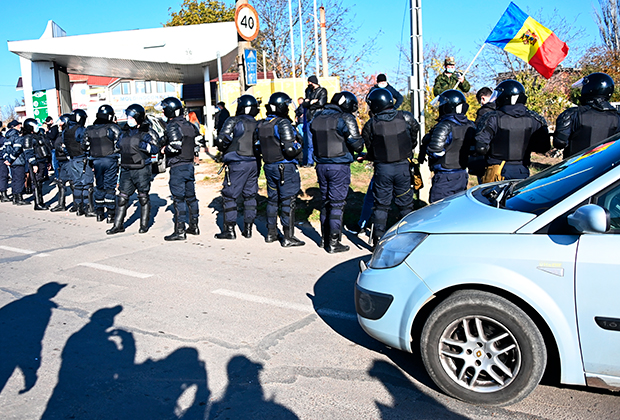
433 57 471 96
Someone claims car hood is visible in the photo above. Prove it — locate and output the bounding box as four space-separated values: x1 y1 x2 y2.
397 188 536 234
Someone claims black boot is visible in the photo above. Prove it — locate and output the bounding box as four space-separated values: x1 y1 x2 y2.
13 193 28 206
325 231 350 254
138 197 151 234
84 188 96 217
0 191 10 203
281 227 305 247
186 218 200 235
106 205 127 235
215 223 236 240
280 199 305 247
95 207 105 222
106 208 115 224
265 226 278 243
76 203 85 216
164 203 186 241
164 222 186 241
33 184 49 210
68 183 77 212
50 184 66 212
242 222 252 238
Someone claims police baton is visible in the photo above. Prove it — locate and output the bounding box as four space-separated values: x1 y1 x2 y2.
278 163 285 186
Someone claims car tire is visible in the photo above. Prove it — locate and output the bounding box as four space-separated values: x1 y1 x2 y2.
420 290 546 406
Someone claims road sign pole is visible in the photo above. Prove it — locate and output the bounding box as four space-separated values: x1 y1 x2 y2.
235 1 260 97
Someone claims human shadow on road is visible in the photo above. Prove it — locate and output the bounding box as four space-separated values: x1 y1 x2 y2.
41 305 209 420
208 355 298 420
0 282 66 395
368 360 470 419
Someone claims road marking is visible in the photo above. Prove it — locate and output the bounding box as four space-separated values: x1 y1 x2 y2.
0 245 50 257
78 262 153 279
212 289 356 320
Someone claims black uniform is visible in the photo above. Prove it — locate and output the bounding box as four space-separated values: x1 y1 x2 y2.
362 109 419 243
554 98 620 158
302 84 328 166
163 116 201 237
84 120 121 220
107 126 160 234
423 113 476 203
23 132 52 210
215 114 259 235
254 114 304 245
310 104 364 250
62 121 94 213
4 128 28 204
475 104 550 180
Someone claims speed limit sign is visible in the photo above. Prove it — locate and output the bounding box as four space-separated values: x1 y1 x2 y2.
235 4 260 41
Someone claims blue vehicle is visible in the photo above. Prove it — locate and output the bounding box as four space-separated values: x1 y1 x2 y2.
356 135 620 406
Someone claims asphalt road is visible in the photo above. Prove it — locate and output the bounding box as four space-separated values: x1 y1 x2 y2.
0 169 618 420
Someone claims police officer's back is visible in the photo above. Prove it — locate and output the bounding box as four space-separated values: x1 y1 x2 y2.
310 91 364 253
554 72 620 158
214 94 260 239
362 88 420 245
475 80 550 181
422 90 476 203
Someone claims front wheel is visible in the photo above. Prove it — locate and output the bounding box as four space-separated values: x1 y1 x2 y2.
420 290 547 406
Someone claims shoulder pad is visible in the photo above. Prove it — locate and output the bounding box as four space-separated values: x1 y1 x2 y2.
476 110 496 131
527 110 548 127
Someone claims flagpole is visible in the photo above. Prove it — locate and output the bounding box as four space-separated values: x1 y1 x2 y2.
452 43 486 89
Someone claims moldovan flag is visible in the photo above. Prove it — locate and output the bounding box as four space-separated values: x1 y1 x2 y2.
485 2 569 78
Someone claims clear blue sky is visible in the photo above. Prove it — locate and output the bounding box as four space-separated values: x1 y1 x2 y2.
0 0 601 114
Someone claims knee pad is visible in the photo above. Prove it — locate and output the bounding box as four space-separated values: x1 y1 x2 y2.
117 194 129 207
138 192 149 206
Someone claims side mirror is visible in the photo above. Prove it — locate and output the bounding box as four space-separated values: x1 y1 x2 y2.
567 204 610 234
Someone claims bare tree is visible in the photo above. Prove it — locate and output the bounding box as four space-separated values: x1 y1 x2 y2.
594 0 620 51
253 0 380 85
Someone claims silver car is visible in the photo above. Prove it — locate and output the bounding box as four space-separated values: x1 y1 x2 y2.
356 137 620 406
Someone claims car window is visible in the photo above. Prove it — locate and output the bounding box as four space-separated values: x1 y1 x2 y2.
594 183 620 232
505 135 620 215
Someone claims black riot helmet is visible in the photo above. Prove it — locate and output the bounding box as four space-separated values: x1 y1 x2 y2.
366 88 394 114
577 72 615 104
437 89 468 116
236 94 259 116
58 114 71 127
491 79 527 108
160 97 184 119
125 104 146 126
267 92 292 118
72 109 88 126
96 104 115 122
22 118 40 135
331 91 359 114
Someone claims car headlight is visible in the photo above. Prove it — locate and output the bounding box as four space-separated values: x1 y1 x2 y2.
368 232 428 269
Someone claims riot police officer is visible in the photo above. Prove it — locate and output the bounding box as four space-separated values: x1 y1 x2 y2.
554 72 620 157
3 120 28 205
310 91 364 253
214 94 260 239
63 109 96 216
422 90 476 203
49 114 73 212
22 118 52 210
84 105 122 222
160 97 201 241
106 104 160 235
362 88 420 246
254 92 305 247
475 80 550 181
0 121 10 202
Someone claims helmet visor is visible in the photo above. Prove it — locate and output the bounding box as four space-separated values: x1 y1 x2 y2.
488 90 500 103
571 77 585 89
430 96 441 107
154 102 164 112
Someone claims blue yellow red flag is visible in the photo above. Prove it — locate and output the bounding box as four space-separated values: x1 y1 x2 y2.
486 2 569 78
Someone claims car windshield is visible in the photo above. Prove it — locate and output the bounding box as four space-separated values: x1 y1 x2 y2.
504 134 620 214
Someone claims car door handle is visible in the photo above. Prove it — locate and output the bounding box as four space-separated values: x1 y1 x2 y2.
536 266 564 277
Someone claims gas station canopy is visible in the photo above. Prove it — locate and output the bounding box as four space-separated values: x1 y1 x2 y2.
8 21 239 84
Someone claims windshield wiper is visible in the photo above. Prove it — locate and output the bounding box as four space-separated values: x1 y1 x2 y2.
500 180 520 207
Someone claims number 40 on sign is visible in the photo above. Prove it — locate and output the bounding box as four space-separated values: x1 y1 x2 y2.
235 3 260 42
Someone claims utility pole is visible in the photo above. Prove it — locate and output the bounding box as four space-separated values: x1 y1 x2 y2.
410 0 424 136
320 6 329 77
